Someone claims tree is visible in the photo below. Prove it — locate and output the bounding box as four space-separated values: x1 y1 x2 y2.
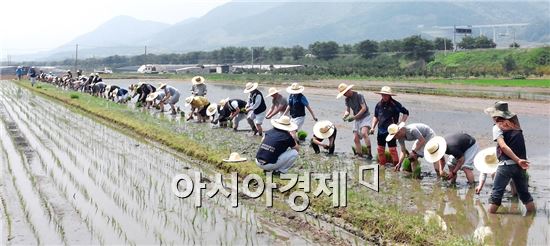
268 47 284 62
291 45 306 60
403 35 434 60
378 40 403 52
509 42 520 48
475 36 497 49
356 39 379 59
457 36 477 49
308 41 339 60
433 37 453 51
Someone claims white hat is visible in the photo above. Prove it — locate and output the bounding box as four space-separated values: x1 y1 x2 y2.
112 88 119 97
192 76 205 85
218 97 229 106
159 83 167 89
385 122 406 142
184 96 195 106
267 87 280 97
206 103 218 116
474 147 499 174
423 136 447 163
146 92 158 102
336 83 354 99
374 86 397 96
243 82 259 93
286 83 305 94
313 120 335 139
223 152 247 162
271 115 298 131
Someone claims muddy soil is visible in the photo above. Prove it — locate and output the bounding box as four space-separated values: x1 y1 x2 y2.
110 79 549 245
0 82 367 245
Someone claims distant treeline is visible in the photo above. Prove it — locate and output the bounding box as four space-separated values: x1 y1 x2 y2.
30 35 550 77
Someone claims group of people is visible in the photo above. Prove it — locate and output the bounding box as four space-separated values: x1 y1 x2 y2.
22 71 535 214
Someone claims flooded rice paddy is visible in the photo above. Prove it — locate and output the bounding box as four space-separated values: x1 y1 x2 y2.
0 81 350 245
1 79 549 245
113 79 549 245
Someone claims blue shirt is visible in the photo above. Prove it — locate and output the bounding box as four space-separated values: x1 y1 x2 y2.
256 128 296 164
374 98 409 134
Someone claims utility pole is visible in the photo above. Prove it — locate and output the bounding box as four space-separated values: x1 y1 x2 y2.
251 47 254 69
452 25 456 51
144 45 147 64
74 44 78 72
444 38 447 56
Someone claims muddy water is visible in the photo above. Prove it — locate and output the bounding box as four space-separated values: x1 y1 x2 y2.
111 79 549 245
0 82 327 245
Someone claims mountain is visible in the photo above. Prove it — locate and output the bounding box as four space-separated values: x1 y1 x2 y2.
32 15 170 61
30 1 550 61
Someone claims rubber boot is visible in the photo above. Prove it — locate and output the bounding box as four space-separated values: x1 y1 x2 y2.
389 147 399 165
377 146 386 165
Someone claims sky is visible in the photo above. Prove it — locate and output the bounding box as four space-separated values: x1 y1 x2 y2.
0 0 229 57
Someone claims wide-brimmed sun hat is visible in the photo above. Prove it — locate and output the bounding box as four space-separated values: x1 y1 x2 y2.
286 83 305 94
267 87 280 97
206 103 218 116
484 101 516 119
386 122 406 142
424 136 447 163
474 147 499 174
271 115 298 131
313 120 335 139
184 96 195 106
192 76 205 85
374 86 397 96
336 83 354 99
146 92 159 102
218 97 229 106
223 152 247 162
243 82 259 93
159 83 167 89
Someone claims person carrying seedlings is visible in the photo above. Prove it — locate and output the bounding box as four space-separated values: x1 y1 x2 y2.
219 98 247 131
190 76 207 96
311 120 337 155
337 83 373 159
145 90 165 109
265 87 288 119
185 96 209 122
159 83 181 115
386 122 436 172
206 103 225 127
424 133 479 184
244 82 267 136
113 88 130 103
27 66 37 87
283 83 318 139
484 101 534 214
256 115 300 174
370 86 409 165
92 81 107 97
131 82 156 108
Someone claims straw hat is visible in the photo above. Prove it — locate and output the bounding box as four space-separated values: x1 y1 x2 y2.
374 86 396 96
146 92 158 102
184 96 195 106
271 116 298 131
423 136 447 163
206 103 218 116
336 83 354 99
286 83 305 94
484 101 516 119
313 120 335 139
474 147 499 174
386 122 406 142
159 83 167 89
218 97 229 106
267 87 280 97
192 76 205 85
223 152 247 162
112 88 119 97
243 82 259 93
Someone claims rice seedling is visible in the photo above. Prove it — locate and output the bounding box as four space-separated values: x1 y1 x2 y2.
297 130 308 141
70 93 80 99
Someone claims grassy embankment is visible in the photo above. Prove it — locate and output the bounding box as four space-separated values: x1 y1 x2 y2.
16 80 472 245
